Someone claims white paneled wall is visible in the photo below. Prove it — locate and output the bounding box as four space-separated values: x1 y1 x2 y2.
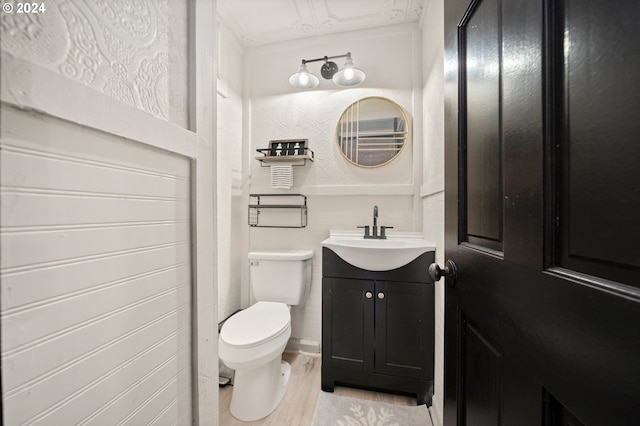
2 1 219 424
0 106 193 425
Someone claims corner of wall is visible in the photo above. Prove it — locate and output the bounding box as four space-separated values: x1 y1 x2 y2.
420 0 446 424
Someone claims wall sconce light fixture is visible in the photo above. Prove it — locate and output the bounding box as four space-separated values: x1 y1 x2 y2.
289 52 366 90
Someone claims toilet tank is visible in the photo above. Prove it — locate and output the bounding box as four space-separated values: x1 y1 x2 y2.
248 250 314 305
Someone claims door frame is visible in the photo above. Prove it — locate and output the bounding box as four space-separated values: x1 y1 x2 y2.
191 0 219 423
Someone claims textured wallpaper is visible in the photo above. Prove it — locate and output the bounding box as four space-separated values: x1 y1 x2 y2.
1 0 189 128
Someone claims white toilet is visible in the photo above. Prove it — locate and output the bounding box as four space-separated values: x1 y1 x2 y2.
219 249 313 421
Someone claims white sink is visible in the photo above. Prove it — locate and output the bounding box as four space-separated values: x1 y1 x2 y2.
322 230 435 271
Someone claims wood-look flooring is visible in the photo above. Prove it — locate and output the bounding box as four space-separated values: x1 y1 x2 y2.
218 351 422 425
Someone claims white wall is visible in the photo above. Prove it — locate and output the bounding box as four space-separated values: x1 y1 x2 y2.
243 23 424 350
1 0 218 423
1 106 193 424
0 0 190 128
216 20 245 323
421 0 446 424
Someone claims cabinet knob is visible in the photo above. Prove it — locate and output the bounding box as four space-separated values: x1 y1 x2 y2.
365 291 373 299
377 292 385 299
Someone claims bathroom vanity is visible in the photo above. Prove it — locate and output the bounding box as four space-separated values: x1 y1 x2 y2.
321 231 435 405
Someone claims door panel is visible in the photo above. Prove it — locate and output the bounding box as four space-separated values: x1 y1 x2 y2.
444 0 640 424
461 0 503 251
461 319 502 426
544 391 585 426
558 0 640 286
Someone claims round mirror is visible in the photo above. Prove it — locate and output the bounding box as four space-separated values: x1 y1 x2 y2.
335 96 409 168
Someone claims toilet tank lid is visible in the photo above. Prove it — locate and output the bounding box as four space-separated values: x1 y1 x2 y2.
248 250 314 260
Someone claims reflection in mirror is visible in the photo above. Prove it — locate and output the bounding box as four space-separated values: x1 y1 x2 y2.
336 97 409 167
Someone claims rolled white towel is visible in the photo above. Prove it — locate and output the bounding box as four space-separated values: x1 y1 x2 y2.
270 164 293 189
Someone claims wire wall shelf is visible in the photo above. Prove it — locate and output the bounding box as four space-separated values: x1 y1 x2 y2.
248 194 308 228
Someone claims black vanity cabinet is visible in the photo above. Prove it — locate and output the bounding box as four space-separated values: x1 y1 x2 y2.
321 247 435 405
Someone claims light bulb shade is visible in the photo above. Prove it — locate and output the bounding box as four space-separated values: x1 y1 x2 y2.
289 63 320 89
332 58 366 87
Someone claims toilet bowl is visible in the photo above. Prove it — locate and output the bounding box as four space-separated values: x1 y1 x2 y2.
219 302 292 421
218 249 313 421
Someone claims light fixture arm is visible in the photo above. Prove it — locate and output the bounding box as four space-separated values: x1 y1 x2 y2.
300 52 351 66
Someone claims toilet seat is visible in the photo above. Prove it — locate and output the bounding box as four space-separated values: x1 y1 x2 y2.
219 301 292 371
220 301 290 348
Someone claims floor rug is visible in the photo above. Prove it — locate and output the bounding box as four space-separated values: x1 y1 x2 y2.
311 391 433 426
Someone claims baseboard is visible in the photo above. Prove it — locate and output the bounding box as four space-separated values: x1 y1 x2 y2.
286 338 320 354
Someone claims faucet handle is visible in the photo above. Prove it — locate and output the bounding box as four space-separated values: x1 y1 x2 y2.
380 226 394 238
357 225 370 236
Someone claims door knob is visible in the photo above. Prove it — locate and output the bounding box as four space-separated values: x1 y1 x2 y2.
429 260 458 286
365 291 373 299
377 292 385 299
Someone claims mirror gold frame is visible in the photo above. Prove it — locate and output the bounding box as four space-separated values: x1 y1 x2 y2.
335 96 409 168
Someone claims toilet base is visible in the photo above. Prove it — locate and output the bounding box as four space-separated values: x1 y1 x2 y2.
229 357 291 421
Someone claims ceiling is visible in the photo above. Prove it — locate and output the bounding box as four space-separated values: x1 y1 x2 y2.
217 0 425 47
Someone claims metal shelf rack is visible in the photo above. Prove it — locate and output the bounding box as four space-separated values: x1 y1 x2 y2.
255 139 314 167
248 194 307 228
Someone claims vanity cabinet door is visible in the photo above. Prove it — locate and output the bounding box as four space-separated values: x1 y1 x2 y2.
374 281 433 379
322 277 374 373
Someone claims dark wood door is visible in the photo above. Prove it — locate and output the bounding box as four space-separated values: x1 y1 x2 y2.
442 0 640 424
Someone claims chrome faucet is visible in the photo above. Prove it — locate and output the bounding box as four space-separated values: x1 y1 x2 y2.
358 205 393 239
